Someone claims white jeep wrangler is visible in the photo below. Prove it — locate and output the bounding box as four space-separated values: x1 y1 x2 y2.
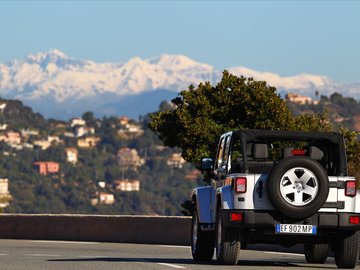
191 130 360 268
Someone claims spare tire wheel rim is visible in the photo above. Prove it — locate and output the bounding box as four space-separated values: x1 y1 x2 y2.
279 167 319 206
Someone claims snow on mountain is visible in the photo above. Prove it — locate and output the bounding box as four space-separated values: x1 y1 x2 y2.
0 49 359 119
148 54 213 71
227 66 350 98
0 50 218 102
228 66 331 90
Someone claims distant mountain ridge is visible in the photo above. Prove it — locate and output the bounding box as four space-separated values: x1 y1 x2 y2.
0 49 359 119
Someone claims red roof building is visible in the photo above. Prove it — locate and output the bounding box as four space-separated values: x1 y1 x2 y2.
33 162 60 175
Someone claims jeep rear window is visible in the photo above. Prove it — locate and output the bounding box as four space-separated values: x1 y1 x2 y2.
230 137 338 176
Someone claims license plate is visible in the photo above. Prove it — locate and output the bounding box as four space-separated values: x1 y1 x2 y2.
275 224 317 235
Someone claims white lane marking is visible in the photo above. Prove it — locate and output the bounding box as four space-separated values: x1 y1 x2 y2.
0 254 8 256
159 245 190 249
31 240 99 245
25 254 61 257
157 262 186 269
78 255 109 258
264 251 304 257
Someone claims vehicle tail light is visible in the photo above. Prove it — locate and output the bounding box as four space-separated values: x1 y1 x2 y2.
235 177 247 193
349 216 360 225
230 212 243 222
291 149 305 155
345 180 357 197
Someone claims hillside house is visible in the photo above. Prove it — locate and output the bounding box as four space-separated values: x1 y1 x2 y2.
21 128 39 138
77 136 100 148
70 118 86 127
23 142 34 149
285 93 319 105
117 148 144 168
0 178 11 208
65 148 78 164
99 192 115 205
0 133 6 142
90 196 99 206
114 180 140 192
74 126 86 138
97 181 106 188
118 117 144 139
0 124 7 131
0 103 6 113
33 161 60 175
119 116 129 126
118 124 144 139
48 136 62 144
167 153 186 169
33 140 51 150
74 126 95 138
0 178 9 195
0 103 6 112
0 131 22 145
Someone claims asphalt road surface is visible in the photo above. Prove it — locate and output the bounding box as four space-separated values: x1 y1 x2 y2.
0 239 357 269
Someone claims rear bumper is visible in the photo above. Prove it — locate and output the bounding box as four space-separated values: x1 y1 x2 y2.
219 210 360 245
221 210 360 230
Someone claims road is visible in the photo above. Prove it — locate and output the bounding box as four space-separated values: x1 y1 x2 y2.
0 239 356 269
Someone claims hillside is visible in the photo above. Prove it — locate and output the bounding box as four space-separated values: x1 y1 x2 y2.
0 99 199 215
286 92 360 131
1 92 360 215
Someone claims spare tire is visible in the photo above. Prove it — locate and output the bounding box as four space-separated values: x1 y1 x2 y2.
267 156 329 219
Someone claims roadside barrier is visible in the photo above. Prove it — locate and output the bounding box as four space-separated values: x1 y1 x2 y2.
0 214 191 245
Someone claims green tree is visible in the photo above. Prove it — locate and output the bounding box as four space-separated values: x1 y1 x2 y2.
149 71 294 164
82 111 97 126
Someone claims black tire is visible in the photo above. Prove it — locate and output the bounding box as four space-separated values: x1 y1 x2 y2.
267 156 329 219
191 209 215 261
215 210 240 265
304 243 329 264
335 231 360 269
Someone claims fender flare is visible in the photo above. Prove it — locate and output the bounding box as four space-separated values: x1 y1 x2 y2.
216 185 234 210
192 186 216 224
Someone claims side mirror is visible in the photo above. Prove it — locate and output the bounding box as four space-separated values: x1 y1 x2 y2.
201 157 213 171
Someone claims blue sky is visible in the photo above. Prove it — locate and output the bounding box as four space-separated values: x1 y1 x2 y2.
0 1 359 82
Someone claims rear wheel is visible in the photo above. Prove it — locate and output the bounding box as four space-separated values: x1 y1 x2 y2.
335 231 360 269
304 243 329 264
215 210 240 265
191 209 214 261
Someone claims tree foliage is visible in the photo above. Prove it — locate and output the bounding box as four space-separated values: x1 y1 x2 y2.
149 71 294 164
149 71 360 187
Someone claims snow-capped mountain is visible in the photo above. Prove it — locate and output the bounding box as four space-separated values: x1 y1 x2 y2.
0 49 359 119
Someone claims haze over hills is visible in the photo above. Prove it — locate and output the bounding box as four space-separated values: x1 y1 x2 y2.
0 49 359 119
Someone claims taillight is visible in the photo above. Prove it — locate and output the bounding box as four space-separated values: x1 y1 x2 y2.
345 180 357 197
291 149 305 155
230 212 243 222
235 177 247 193
349 216 360 225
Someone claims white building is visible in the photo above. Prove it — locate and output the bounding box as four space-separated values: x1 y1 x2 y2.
0 178 11 208
114 180 140 192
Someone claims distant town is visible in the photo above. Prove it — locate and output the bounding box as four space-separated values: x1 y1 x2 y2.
0 90 359 214
0 98 199 215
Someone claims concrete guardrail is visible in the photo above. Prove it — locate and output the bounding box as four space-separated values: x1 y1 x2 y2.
0 214 191 245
